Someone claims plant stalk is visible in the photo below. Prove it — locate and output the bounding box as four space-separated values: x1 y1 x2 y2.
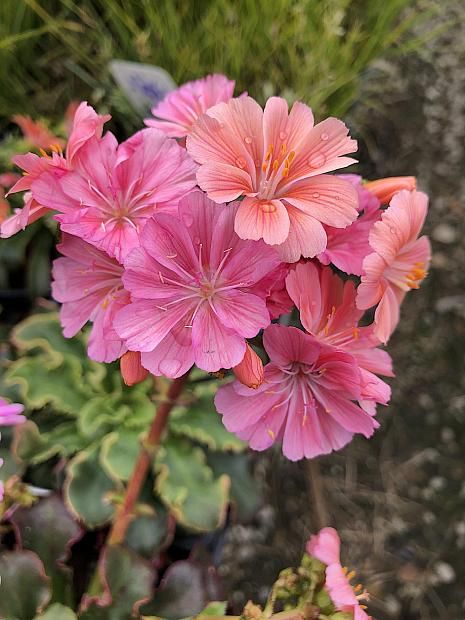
107 373 188 546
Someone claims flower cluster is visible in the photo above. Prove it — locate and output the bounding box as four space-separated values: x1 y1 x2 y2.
2 74 431 470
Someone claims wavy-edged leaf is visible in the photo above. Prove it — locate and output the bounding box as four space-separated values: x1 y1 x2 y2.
34 603 77 619
0 551 51 619
12 495 81 605
0 426 25 480
80 546 153 620
155 436 230 532
140 561 209 620
100 430 141 482
169 396 245 453
64 448 117 528
126 507 173 559
5 355 88 414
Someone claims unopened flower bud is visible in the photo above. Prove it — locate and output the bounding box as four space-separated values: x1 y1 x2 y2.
120 351 149 386
364 176 416 204
232 344 264 389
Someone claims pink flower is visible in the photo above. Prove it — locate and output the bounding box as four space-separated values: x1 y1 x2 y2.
35 128 197 262
145 74 237 138
0 399 25 426
115 190 280 377
285 261 392 414
12 114 65 151
356 190 431 344
1 103 109 238
52 234 128 363
215 324 378 461
186 96 359 262
317 175 381 275
307 527 371 619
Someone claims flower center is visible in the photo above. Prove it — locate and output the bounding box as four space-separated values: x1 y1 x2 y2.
258 143 296 198
342 566 370 603
405 261 426 289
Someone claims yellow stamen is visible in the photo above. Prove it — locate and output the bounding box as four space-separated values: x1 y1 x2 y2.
267 429 275 439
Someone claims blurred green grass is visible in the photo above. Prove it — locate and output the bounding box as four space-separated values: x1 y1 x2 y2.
1 0 426 130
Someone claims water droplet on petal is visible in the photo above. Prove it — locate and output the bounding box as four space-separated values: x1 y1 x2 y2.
236 157 246 169
312 192 320 199
244 136 253 144
183 213 194 226
390 227 396 234
193 236 201 244
279 131 288 140
308 153 326 168
320 132 329 141
159 359 183 376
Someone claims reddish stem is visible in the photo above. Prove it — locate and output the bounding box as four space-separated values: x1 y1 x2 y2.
107 374 188 546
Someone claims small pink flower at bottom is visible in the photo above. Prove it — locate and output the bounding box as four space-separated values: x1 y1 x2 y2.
115 190 281 376
215 324 378 461
145 74 238 138
52 234 128 363
307 527 371 619
0 399 25 426
356 190 431 344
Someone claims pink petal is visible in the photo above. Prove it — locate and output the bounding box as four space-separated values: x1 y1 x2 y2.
275 205 327 261
191 303 246 371
373 285 401 344
306 527 341 565
283 175 358 227
262 97 314 162
285 261 323 333
263 324 320 368
213 289 270 338
197 162 254 202
235 197 290 245
141 322 194 378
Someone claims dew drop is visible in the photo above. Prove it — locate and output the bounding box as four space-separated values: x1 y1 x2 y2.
244 136 253 144
193 235 201 244
308 153 326 168
320 132 329 141
279 131 288 140
236 157 246 169
312 192 320 199
183 213 194 227
390 227 396 234
159 359 183 376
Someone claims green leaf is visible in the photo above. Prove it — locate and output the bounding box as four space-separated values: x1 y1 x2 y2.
5 355 88 414
0 427 25 480
207 452 261 522
80 546 153 620
155 436 230 532
0 551 51 620
199 601 228 615
140 561 208 620
11 312 88 365
77 397 128 439
34 603 77 619
64 448 117 528
100 430 141 481
169 396 245 453
11 495 81 605
125 507 172 559
12 421 53 464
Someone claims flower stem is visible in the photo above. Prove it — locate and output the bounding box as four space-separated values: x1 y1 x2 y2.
107 373 189 546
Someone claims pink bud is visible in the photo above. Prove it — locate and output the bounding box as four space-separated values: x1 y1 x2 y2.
120 351 149 386
364 176 416 204
232 344 264 389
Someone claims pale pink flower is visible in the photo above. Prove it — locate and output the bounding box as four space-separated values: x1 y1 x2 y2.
215 324 378 461
186 96 358 262
317 174 381 275
307 527 371 619
286 261 392 414
12 114 65 150
115 190 280 377
145 74 237 138
52 234 128 363
1 103 109 238
356 190 431 344
35 128 197 262
0 399 25 426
